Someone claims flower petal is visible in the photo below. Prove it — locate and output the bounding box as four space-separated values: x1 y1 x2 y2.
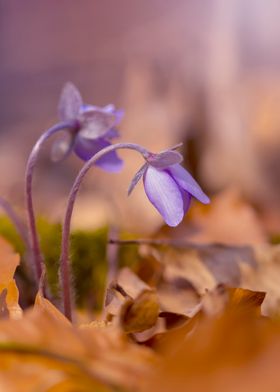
181 189 192 213
104 128 120 140
51 131 74 162
143 166 184 227
79 109 117 139
103 105 125 124
146 150 183 169
74 137 123 172
102 104 115 112
58 82 83 121
167 164 210 204
128 163 148 196
112 108 125 124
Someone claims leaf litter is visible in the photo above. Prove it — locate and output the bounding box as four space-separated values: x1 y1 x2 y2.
1 190 280 391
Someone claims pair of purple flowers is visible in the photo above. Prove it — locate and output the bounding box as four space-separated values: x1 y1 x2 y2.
55 83 209 227
21 82 211 320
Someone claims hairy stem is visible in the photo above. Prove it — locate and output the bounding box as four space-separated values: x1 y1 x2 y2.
102 226 119 315
25 121 76 284
60 142 148 321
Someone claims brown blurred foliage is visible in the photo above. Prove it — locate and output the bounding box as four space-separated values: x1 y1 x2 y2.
1 1 280 232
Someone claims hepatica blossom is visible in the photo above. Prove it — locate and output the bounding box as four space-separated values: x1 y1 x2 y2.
128 148 210 226
52 82 124 172
22 78 211 321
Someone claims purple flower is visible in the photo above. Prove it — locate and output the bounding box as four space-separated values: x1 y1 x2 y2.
52 82 124 172
128 148 210 226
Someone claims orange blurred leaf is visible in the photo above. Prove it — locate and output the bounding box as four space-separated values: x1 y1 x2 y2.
189 188 267 245
120 290 159 333
0 237 21 319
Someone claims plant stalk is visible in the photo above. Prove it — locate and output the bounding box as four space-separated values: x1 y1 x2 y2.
60 142 148 321
25 121 76 284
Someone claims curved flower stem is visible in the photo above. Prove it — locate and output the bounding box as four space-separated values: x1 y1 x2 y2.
60 142 148 321
102 225 119 316
25 121 77 284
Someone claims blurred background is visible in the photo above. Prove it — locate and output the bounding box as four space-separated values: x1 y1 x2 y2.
1 0 280 234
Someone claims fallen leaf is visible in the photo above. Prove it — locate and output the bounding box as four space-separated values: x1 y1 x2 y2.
240 244 280 316
0 236 22 319
120 290 159 333
147 244 256 294
116 267 151 298
0 304 156 391
34 292 71 325
142 303 280 392
160 188 267 245
105 267 152 318
189 188 267 245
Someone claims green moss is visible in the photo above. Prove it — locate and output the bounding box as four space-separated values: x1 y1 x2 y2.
0 216 139 311
37 219 109 309
37 217 62 297
117 233 142 270
0 216 26 255
71 227 108 310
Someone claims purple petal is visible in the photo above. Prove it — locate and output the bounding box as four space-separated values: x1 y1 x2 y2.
143 166 184 227
104 128 120 140
74 137 123 172
181 190 192 213
128 163 148 196
80 104 97 112
102 105 125 125
51 131 74 162
112 108 125 124
146 150 183 169
79 109 116 139
102 104 115 112
170 142 183 151
167 164 210 204
58 82 83 121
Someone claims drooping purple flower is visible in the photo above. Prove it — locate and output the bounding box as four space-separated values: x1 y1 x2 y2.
128 148 210 226
52 82 124 172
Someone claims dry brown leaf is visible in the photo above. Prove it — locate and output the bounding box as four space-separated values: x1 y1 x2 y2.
105 267 194 337
105 267 152 318
158 188 267 244
151 244 256 294
240 244 280 316
157 282 200 318
136 253 163 287
139 241 280 317
0 236 22 319
0 304 156 391
142 305 280 392
0 290 9 319
227 287 265 315
34 292 71 325
188 188 267 245
105 287 126 316
120 290 159 333
201 286 265 317
116 267 151 298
